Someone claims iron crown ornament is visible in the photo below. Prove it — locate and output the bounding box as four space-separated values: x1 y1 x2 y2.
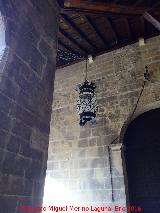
75 58 97 126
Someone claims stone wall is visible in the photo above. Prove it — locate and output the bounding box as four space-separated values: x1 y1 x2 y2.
0 0 59 212
47 36 160 209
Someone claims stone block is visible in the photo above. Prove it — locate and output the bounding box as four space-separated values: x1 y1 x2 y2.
92 189 112 202
30 47 45 77
23 178 33 196
0 75 19 100
17 90 37 115
25 159 42 179
50 169 69 179
92 158 105 168
0 111 11 131
37 120 50 135
0 130 8 148
5 19 18 47
12 119 31 141
72 148 86 159
112 177 124 189
113 189 126 202
94 168 106 179
31 160 43 179
15 76 33 95
10 104 36 128
97 147 104 157
39 38 53 59
2 151 16 175
88 137 97 146
104 178 112 190
79 158 104 169
80 129 91 139
78 139 88 147
68 179 79 190
30 148 43 161
85 147 103 158
10 175 25 195
13 156 26 176
31 127 48 150
19 140 32 158
19 18 39 46
0 195 18 213
32 180 44 197
14 24 40 63
23 158 33 179
92 127 110 137
5 55 28 83
0 93 13 114
42 61 55 94
0 173 10 194
7 135 21 153
88 178 104 190
47 161 59 170
0 148 4 170
79 169 94 178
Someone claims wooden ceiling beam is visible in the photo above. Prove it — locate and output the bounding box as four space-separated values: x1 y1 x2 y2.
58 39 81 55
140 16 145 36
57 0 64 8
85 15 109 47
61 14 98 50
113 0 119 4
134 0 143 7
124 18 132 40
64 0 149 16
144 12 160 31
62 10 136 18
59 27 88 54
150 2 160 10
106 17 119 43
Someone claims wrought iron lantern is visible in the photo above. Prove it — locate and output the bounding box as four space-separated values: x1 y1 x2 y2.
75 58 97 126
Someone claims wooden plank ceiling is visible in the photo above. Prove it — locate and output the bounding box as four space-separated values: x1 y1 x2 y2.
56 0 160 68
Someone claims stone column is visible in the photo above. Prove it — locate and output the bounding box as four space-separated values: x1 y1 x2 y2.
109 144 127 212
0 0 59 212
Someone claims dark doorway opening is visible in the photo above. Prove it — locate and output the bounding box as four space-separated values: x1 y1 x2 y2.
123 108 160 213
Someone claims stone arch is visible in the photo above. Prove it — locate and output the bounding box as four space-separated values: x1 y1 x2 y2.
0 1 60 211
108 102 160 206
121 105 160 212
119 100 160 147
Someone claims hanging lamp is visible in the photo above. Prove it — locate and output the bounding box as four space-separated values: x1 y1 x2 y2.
75 57 97 126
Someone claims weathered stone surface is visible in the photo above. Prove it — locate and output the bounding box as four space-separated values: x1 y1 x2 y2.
24 178 33 196
0 112 12 132
47 35 160 206
2 151 17 175
78 139 88 147
0 173 10 194
0 93 13 113
26 159 42 180
7 135 21 153
0 149 4 171
80 129 91 138
32 180 45 197
10 175 25 195
0 0 60 211
30 48 45 76
31 127 49 150
0 130 8 148
0 195 18 213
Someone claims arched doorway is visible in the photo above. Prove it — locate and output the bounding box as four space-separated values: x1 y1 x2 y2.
123 108 160 213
